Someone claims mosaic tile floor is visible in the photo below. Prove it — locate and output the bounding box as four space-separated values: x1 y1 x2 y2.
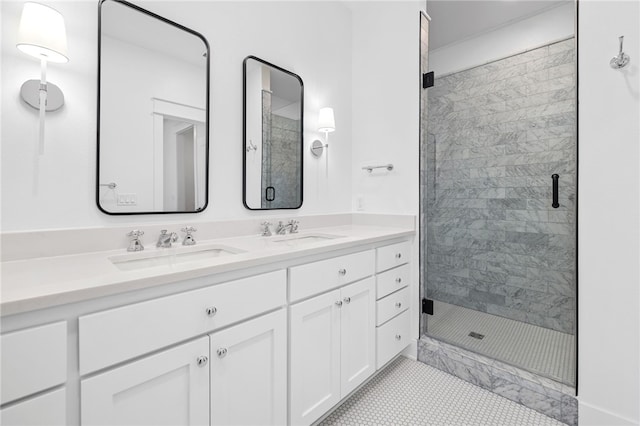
319 357 563 426
427 301 575 385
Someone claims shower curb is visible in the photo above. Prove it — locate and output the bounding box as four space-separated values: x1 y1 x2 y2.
418 335 577 426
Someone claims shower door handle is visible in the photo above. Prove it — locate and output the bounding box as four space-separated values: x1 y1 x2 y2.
551 174 559 209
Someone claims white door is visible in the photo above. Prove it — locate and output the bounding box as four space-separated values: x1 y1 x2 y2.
340 277 376 397
81 337 209 426
290 290 341 426
210 309 287 426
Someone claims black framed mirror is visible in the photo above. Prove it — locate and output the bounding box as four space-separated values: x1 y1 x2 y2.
243 56 303 210
97 0 210 215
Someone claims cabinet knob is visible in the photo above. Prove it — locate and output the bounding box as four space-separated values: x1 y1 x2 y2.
343 297 351 304
196 355 208 367
335 300 343 307
395 302 402 309
338 268 347 276
395 277 402 284
395 253 402 259
395 334 402 341
206 307 217 316
216 348 228 358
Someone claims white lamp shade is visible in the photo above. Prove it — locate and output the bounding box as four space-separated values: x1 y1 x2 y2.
318 107 335 133
17 2 68 63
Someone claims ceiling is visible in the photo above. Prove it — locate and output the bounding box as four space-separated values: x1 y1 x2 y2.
427 0 570 50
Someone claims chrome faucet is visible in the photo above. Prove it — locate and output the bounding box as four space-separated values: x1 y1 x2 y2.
127 230 144 252
157 230 178 248
275 221 290 235
181 226 197 246
276 220 299 235
261 221 272 237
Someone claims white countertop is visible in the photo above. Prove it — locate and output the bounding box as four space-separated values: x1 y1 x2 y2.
1 224 414 316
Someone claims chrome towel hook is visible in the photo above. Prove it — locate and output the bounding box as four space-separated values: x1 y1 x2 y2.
610 36 630 69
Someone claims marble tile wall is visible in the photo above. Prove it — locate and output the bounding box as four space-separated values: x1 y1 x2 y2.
424 39 577 333
418 336 578 426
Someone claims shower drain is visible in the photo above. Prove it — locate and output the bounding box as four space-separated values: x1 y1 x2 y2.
468 332 485 340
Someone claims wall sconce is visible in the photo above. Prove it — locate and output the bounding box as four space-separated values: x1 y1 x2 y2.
310 107 335 158
17 2 68 155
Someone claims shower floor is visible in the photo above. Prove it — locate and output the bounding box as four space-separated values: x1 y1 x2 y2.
427 300 575 385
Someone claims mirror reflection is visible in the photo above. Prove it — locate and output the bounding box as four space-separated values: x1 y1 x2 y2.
243 56 303 210
98 0 209 214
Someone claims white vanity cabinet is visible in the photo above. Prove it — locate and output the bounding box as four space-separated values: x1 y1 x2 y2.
1 226 415 426
209 309 287 426
0 388 66 426
79 270 287 426
289 275 375 426
81 337 210 426
0 322 67 426
375 241 412 369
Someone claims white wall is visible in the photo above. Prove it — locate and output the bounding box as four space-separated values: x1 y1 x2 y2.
429 2 575 76
1 0 353 231
350 1 422 216
577 1 640 424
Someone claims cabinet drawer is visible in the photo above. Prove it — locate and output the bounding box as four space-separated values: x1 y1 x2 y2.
0 388 66 426
1 322 67 404
376 263 410 299
79 270 286 375
289 250 374 302
376 287 410 326
376 310 410 369
376 241 411 272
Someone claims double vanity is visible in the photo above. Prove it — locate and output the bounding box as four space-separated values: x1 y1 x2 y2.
0 215 415 426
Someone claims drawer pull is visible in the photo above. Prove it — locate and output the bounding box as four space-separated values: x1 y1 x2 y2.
338 268 347 276
395 334 402 341
335 300 343 307
343 297 351 304
196 355 209 366
395 302 402 309
206 307 218 317
395 277 402 284
395 253 402 259
216 348 228 358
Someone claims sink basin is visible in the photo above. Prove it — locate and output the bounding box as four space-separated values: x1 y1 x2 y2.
270 233 344 246
110 245 243 271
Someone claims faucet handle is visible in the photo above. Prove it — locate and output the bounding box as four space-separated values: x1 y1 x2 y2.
261 222 272 237
127 230 144 238
288 219 299 234
181 227 197 246
127 230 144 252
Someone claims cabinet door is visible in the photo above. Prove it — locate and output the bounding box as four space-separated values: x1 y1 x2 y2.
81 337 209 426
210 309 286 426
340 277 376 397
290 290 341 426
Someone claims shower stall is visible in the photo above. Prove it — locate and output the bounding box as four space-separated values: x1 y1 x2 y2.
418 2 577 411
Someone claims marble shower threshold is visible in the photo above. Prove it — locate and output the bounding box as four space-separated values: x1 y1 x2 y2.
418 335 577 426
